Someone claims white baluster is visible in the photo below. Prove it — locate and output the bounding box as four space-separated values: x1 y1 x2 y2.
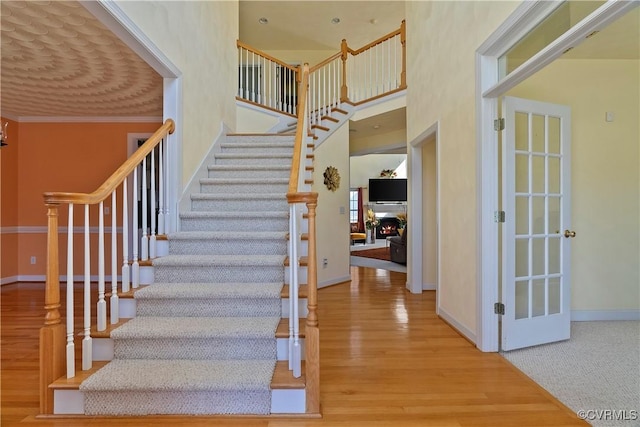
132 166 140 289
288 204 295 371
110 190 119 324
292 203 301 378
82 204 92 370
158 141 164 235
245 49 249 99
238 46 242 97
66 204 75 378
141 156 148 261
150 148 157 259
97 202 107 331
121 177 130 293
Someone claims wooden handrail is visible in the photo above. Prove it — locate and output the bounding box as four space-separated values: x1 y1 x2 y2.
43 119 175 206
237 40 299 72
347 27 402 56
309 51 341 73
287 64 310 194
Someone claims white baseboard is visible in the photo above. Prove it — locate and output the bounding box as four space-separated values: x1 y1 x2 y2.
317 275 351 289
1 276 19 285
422 282 436 291
438 306 477 344
571 310 640 321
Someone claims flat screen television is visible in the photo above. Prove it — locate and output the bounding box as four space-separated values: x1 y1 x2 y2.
368 178 407 203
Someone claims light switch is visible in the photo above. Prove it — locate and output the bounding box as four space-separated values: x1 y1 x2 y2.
339 206 345 214
605 111 615 122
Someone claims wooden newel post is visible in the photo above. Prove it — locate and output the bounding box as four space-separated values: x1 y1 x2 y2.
340 39 349 103
400 20 407 89
40 203 66 415
304 193 320 414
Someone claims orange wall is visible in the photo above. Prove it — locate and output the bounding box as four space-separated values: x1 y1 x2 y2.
1 117 20 279
2 120 161 281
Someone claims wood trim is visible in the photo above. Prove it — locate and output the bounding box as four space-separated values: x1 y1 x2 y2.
309 51 341 73
271 361 305 389
400 19 407 88
352 87 407 106
43 119 175 205
303 197 319 414
287 64 310 194
347 27 402 56
237 40 298 72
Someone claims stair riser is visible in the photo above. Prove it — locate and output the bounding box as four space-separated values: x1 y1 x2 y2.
168 240 287 256
191 198 288 212
214 157 292 166
179 217 289 232
136 298 282 317
83 390 271 415
154 265 284 283
221 145 294 154
207 168 290 179
114 338 276 360
199 183 289 194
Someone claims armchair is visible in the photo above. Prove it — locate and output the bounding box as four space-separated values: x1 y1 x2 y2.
389 227 407 264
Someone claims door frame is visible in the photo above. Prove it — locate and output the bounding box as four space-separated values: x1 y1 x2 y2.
475 0 638 352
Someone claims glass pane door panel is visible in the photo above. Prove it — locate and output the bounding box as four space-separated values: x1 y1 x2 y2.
516 196 529 235
532 156 545 193
516 280 529 320
549 197 561 233
515 112 529 150
532 196 545 235
549 278 561 315
532 279 546 317
532 114 546 153
516 154 529 193
549 157 561 194
516 239 529 277
549 237 561 274
532 238 546 276
548 116 561 154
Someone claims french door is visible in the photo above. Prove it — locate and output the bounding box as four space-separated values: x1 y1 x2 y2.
501 96 574 351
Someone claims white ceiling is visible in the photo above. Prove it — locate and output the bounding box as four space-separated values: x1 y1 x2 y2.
0 1 636 120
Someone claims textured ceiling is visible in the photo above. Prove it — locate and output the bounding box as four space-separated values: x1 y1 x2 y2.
0 0 163 119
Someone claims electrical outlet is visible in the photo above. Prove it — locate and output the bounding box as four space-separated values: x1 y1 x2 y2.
104 206 110 215
30 256 36 265
322 258 328 268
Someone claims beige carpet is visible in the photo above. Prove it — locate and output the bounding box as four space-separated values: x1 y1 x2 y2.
501 321 640 427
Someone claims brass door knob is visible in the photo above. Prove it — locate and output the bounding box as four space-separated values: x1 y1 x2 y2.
563 229 576 238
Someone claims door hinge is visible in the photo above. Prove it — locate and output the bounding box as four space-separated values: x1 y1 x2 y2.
494 302 505 315
494 118 505 131
494 210 506 223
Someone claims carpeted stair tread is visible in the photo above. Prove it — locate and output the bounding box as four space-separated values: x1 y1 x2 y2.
179 211 288 219
215 153 292 159
190 193 285 200
168 231 287 240
80 359 275 392
208 165 291 171
199 178 289 184
135 282 284 299
111 316 280 339
153 254 286 267
221 142 294 148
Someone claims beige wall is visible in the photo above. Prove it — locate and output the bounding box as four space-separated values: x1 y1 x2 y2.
350 129 406 155
312 124 351 288
508 59 640 311
350 154 407 189
116 0 239 185
406 1 519 332
264 50 338 68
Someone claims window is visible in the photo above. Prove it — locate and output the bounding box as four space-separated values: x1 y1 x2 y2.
349 190 359 223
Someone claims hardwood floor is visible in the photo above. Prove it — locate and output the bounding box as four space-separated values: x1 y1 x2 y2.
1 267 586 426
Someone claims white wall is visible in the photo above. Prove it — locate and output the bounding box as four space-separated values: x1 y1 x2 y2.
312 124 351 288
422 140 437 288
406 1 519 333
116 0 239 185
508 59 640 312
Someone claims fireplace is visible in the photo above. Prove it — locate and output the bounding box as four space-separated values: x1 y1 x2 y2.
376 217 400 239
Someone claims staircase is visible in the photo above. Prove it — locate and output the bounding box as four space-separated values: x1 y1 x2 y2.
51 133 310 415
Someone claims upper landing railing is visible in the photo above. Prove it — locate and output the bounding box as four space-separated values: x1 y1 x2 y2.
237 20 407 121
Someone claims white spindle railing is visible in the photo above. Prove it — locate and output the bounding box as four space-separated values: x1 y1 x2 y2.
237 41 299 116
308 53 342 126
41 120 174 383
346 30 403 104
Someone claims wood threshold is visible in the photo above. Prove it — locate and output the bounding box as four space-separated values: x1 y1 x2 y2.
331 107 348 115
49 361 109 390
310 124 329 132
284 256 308 267
106 284 148 299
321 116 339 123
